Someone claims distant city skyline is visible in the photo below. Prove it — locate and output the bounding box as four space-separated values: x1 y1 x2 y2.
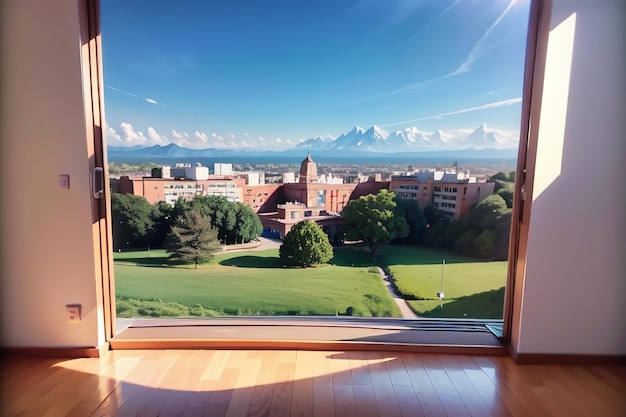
101 0 531 150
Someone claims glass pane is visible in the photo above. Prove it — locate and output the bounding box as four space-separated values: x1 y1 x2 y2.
102 0 531 323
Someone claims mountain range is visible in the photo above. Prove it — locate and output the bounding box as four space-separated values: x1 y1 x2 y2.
296 124 518 153
107 124 520 161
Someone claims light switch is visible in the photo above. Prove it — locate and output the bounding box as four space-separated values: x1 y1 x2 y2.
59 174 70 189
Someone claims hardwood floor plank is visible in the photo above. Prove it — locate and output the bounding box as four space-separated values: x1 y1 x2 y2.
402 354 447 417
333 384 357 417
207 368 240 406
329 351 352 385
473 357 555 417
290 351 315 417
420 354 471 417
256 350 281 373
436 355 495 417
353 383 380 417
268 361 296 417
349 351 373 385
366 351 402 417
312 351 335 417
453 356 521 417
384 354 412 387
392 385 426 417
248 371 276 417
224 356 262 417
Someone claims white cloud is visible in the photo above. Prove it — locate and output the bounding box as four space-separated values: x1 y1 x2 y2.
120 122 147 143
171 130 185 140
106 125 124 145
146 98 158 104
195 131 209 142
106 123 171 148
275 138 283 144
147 127 166 143
380 97 522 127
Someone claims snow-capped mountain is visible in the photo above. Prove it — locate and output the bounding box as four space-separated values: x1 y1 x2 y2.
297 134 336 150
296 124 518 153
107 123 520 162
329 125 388 152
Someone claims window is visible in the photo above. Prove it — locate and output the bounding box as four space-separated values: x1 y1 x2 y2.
101 0 532 346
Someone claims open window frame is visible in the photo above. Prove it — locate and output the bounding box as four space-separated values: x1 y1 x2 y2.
85 0 544 353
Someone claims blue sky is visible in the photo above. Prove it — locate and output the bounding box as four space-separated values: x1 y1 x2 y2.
102 0 531 149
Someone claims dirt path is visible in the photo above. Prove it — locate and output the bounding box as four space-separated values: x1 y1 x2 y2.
378 267 419 319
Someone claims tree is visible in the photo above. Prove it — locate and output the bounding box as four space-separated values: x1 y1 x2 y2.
279 220 333 267
394 198 427 244
232 203 263 244
488 172 508 182
165 211 221 268
148 200 173 248
342 189 409 256
110 192 155 250
188 196 261 245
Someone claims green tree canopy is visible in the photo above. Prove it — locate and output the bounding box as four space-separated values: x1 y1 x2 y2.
342 189 409 256
394 198 427 244
488 172 508 182
111 192 155 250
149 200 174 248
187 195 261 244
165 211 221 268
279 220 333 267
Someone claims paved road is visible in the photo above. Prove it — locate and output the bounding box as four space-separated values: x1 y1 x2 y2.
378 267 419 319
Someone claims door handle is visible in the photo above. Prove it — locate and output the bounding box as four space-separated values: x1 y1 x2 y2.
93 166 104 199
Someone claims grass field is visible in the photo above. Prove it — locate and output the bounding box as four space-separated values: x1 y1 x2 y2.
378 245 506 319
114 248 402 318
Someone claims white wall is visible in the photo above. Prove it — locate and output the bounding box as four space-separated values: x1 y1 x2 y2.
0 0 104 348
516 0 626 354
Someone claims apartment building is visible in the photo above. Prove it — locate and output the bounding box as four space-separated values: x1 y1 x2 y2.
118 175 246 205
390 171 495 220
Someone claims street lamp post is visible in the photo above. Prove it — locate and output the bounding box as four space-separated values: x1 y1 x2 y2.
437 259 445 300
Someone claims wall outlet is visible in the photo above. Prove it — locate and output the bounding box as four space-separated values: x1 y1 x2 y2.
66 304 81 323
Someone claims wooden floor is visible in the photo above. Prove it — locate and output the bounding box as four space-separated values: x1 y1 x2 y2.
2 350 625 417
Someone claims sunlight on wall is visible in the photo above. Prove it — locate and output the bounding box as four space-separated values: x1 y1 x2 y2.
532 12 576 200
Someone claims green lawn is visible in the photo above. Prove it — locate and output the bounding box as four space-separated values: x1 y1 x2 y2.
114 248 401 318
378 245 507 319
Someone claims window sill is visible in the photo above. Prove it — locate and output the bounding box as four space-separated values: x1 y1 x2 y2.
111 317 506 355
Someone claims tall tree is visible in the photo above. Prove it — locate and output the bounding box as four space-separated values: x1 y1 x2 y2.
394 198 427 244
165 211 221 268
232 203 263 244
110 192 155 250
342 189 409 256
279 220 333 267
149 200 174 248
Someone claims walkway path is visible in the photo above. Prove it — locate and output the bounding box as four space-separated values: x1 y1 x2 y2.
378 267 419 319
